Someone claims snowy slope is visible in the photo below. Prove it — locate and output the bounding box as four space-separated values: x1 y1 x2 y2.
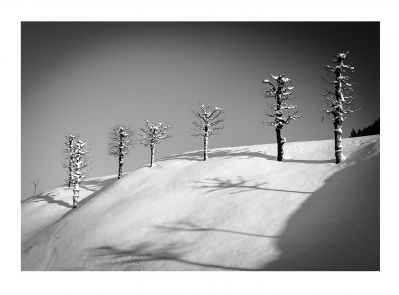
21 135 380 271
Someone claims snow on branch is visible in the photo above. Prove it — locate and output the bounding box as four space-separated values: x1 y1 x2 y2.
108 125 135 156
320 51 360 124
321 51 361 164
71 139 91 181
191 101 225 138
262 73 301 127
70 138 91 208
63 133 81 187
139 120 171 147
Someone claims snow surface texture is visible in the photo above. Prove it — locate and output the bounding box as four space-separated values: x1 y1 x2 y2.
21 135 379 271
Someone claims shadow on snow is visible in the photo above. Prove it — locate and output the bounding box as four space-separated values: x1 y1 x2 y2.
91 143 379 271
261 145 380 270
23 192 73 209
154 221 280 239
22 176 118 209
160 148 334 164
90 242 253 271
195 176 313 195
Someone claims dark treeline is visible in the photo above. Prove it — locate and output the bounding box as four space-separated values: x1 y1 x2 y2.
350 118 380 138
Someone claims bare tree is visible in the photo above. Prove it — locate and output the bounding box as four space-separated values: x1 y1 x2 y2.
63 134 79 187
139 120 171 167
32 180 40 197
71 139 91 208
108 125 134 179
192 102 225 161
321 51 360 164
262 74 302 161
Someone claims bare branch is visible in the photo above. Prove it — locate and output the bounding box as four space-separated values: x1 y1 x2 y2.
191 102 225 139
322 51 361 121
139 120 171 147
262 73 302 129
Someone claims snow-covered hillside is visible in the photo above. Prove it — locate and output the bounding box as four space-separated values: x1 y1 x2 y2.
21 135 380 271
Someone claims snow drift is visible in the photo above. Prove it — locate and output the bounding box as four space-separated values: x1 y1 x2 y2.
21 135 380 271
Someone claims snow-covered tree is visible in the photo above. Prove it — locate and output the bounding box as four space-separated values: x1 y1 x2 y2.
192 102 225 161
262 74 302 161
139 120 171 167
63 134 79 187
70 139 90 208
108 125 134 179
321 51 360 164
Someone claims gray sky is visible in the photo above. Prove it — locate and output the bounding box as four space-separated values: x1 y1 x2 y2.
21 22 379 198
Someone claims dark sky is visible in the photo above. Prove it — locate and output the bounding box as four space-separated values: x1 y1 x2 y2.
21 22 379 198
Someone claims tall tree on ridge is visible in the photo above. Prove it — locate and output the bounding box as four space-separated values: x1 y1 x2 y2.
321 51 361 164
71 139 90 208
192 102 225 161
63 134 79 187
139 121 171 167
262 74 302 161
108 125 134 179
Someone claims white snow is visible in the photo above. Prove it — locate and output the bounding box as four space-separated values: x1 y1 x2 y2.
21 135 380 271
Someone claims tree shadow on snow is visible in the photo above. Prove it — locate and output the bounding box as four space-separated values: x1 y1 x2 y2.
280 158 335 164
22 192 73 209
154 221 280 239
60 176 119 215
90 242 253 271
22 176 118 210
79 177 118 193
160 148 334 164
160 149 273 162
195 176 313 195
260 148 380 270
259 154 335 164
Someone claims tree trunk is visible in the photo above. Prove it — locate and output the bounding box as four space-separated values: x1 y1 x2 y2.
275 86 286 162
118 134 123 179
150 145 155 167
334 121 345 164
68 138 74 187
203 135 208 161
33 183 37 196
68 161 72 187
333 60 346 164
73 182 79 208
118 154 123 179
276 127 285 161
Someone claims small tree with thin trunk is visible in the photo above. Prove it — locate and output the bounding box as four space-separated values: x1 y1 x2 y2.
63 134 79 187
71 139 90 208
139 120 171 167
108 125 134 179
32 180 40 197
262 74 302 161
192 102 225 161
321 51 360 164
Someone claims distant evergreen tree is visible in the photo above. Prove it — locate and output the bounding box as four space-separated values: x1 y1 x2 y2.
361 118 380 136
350 118 380 138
